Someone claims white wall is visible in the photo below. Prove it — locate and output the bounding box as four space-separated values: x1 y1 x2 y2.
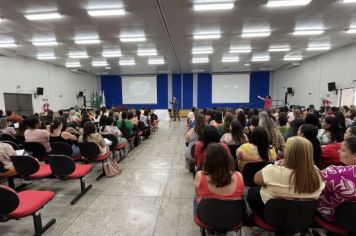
272 43 356 107
0 56 98 113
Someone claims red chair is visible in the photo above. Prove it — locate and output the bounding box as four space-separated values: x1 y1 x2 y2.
0 185 56 236
102 134 126 161
314 201 356 235
78 142 112 180
10 155 52 180
48 154 93 205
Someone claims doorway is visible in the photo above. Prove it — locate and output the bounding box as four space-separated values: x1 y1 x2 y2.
4 93 34 117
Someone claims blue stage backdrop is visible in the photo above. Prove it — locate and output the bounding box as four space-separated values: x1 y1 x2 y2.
101 72 270 109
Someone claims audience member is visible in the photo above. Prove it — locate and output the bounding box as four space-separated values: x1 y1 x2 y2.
24 116 51 152
220 120 248 146
317 116 343 145
298 124 322 167
218 112 234 137
258 111 285 151
0 117 16 136
0 142 16 178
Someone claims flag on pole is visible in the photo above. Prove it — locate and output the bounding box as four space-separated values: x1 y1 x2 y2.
101 90 106 107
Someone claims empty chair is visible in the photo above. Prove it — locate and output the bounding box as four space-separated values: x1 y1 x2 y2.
315 201 356 235
242 162 270 186
195 198 246 236
252 199 317 235
48 155 93 205
23 142 48 161
78 142 112 180
10 155 52 180
50 142 81 161
0 185 56 236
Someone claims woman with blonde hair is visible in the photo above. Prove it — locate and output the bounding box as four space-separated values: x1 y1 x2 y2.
247 136 325 217
258 111 285 151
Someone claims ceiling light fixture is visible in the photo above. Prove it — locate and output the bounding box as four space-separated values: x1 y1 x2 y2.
222 56 239 62
293 30 324 35
148 59 165 65
137 49 157 56
33 40 58 46
25 12 62 21
346 28 356 33
75 38 101 45
65 62 81 68
343 0 356 3
87 8 125 17
37 54 56 60
119 60 136 66
266 0 312 7
92 60 108 67
0 43 18 48
192 58 209 63
102 51 122 58
251 56 270 62
120 36 146 42
268 47 290 52
193 34 221 40
306 46 331 51
192 47 213 54
69 52 89 59
284 56 303 61
194 3 234 11
241 31 271 38
229 48 252 53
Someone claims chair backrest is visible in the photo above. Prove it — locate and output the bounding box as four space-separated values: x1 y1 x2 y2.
264 199 317 233
335 201 356 233
23 142 47 160
0 134 19 144
0 140 21 150
101 134 118 151
10 155 40 179
242 162 270 186
50 142 73 156
119 126 132 139
48 155 75 179
197 198 246 231
227 144 240 158
78 142 101 160
191 144 196 159
0 185 19 216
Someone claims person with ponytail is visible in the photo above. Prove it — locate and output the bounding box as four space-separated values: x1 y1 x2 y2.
50 119 80 157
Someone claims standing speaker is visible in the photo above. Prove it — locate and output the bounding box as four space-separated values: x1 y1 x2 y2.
287 87 293 94
36 87 44 95
328 82 336 92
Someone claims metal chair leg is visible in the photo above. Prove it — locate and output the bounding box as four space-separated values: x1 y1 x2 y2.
71 178 93 205
96 161 105 181
32 211 56 236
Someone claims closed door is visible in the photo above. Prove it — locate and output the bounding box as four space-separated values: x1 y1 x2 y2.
4 93 33 117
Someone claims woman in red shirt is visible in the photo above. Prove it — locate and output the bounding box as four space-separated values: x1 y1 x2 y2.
258 95 272 110
193 143 244 226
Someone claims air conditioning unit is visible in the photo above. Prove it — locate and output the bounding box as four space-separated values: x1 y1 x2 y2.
0 48 17 57
70 68 88 75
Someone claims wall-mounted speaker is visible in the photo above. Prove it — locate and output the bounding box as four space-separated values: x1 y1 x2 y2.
328 82 336 92
78 91 84 97
287 87 293 94
36 87 44 95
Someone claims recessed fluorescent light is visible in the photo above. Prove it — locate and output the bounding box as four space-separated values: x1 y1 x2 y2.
284 56 303 61
266 0 311 7
0 17 5 22
119 60 135 66
268 47 290 52
69 52 88 59
229 48 252 53
87 8 125 17
75 39 101 45
307 46 331 51
148 59 165 65
65 62 81 68
192 69 205 73
293 30 324 35
241 31 271 38
244 63 250 66
193 34 221 40
346 28 356 33
105 66 111 69
252 56 270 62
0 43 18 48
343 0 356 3
37 55 56 60
25 12 62 21
102 51 122 58
120 36 146 42
137 49 157 56
194 3 234 11
192 47 213 54
92 61 108 67
222 56 239 62
192 58 209 63
33 41 58 46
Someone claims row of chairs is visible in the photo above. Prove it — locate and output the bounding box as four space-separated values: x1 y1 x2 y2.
196 198 356 236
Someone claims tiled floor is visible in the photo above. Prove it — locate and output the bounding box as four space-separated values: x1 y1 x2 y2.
1 121 317 236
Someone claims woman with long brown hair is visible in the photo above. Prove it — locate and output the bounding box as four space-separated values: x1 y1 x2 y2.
247 136 325 216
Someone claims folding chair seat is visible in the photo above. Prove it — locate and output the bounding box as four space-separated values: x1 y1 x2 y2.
251 199 317 235
10 155 52 180
314 201 356 235
50 142 82 161
0 185 56 236
23 142 48 161
195 198 246 236
78 142 111 181
48 155 93 205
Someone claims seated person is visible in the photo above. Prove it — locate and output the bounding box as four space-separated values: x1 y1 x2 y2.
317 116 343 145
298 124 322 167
0 117 16 137
195 126 228 169
277 114 289 137
24 116 51 152
6 110 23 123
217 112 234 137
248 137 325 217
49 119 80 157
220 120 248 146
317 136 356 222
116 111 135 139
0 142 17 178
245 115 259 139
193 143 244 223
102 116 129 156
78 121 108 155
236 127 277 172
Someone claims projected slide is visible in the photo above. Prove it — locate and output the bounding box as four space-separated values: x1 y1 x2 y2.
212 74 250 103
122 76 157 104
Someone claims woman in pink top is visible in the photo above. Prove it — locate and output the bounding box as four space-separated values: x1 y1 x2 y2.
24 116 51 152
194 143 244 225
317 136 356 222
